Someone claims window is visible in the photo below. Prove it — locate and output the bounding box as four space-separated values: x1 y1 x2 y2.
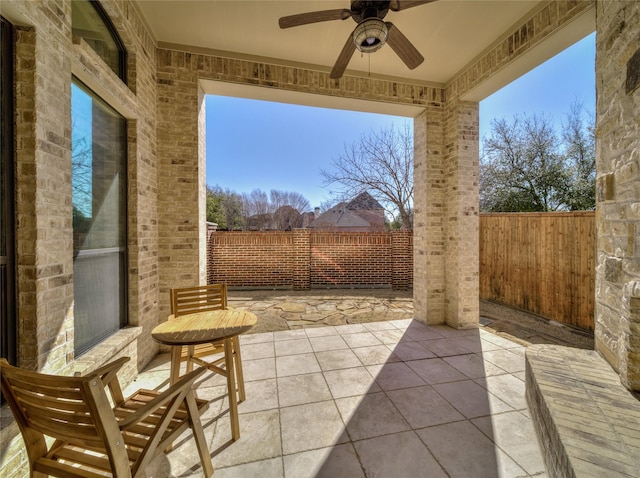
1 16 16 366
72 79 127 355
72 0 126 81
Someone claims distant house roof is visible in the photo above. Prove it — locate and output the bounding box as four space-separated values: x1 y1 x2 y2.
346 192 384 211
308 192 385 231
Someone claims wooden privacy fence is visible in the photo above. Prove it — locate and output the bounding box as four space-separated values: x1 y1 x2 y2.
208 229 413 290
479 212 595 331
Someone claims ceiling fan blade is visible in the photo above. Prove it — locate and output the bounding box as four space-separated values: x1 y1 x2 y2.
385 22 424 70
389 0 437 12
330 34 357 79
279 9 352 29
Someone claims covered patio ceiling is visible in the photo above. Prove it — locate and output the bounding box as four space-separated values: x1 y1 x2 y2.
135 0 594 105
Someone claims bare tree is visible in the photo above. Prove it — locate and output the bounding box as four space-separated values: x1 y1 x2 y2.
320 123 414 229
270 190 310 230
242 189 271 230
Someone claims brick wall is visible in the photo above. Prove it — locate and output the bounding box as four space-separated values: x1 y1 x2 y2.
207 230 413 290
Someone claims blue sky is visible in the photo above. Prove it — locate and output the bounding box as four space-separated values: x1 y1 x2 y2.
206 32 595 210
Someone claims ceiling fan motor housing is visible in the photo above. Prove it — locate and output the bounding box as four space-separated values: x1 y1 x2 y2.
350 1 391 22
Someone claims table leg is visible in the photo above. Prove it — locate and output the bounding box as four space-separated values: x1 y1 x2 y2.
170 346 182 385
224 338 240 441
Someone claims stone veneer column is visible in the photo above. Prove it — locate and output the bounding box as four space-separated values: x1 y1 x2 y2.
595 0 640 391
443 100 480 329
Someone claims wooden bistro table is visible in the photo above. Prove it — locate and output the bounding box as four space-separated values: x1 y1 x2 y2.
151 309 257 440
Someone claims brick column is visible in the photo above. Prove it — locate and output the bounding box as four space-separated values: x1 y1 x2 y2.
443 99 480 329
392 230 412 290
413 102 447 324
292 229 310 290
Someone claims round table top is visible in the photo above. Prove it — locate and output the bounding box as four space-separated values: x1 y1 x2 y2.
151 309 257 346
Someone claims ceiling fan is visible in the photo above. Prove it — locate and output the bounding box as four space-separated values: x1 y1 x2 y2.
278 0 436 79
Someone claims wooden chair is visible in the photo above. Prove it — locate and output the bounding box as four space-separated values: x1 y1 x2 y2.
169 283 246 440
0 357 214 478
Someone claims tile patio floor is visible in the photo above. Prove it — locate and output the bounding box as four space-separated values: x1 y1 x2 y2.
130 319 548 477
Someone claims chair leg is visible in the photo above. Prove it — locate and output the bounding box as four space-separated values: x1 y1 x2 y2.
185 393 214 477
224 338 240 441
232 335 246 403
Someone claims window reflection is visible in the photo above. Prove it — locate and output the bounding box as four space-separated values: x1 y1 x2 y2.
72 0 126 81
71 79 127 355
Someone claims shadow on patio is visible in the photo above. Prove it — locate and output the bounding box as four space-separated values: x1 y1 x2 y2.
128 314 547 477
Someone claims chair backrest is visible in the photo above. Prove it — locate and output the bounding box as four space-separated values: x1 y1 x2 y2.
170 283 228 317
0 358 132 477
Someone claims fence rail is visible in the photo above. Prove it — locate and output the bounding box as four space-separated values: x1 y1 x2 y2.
479 212 595 331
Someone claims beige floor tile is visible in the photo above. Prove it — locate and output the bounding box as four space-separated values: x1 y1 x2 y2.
309 334 349 352
482 348 526 373
214 458 284 478
335 323 368 334
371 328 407 344
242 357 276 381
315 347 362 371
443 353 507 379
210 409 282 468
341 331 383 348
276 353 321 377
237 378 279 413
240 331 274 344
366 362 425 390
432 379 513 418
387 385 466 428
417 420 526 478
274 329 308 341
304 326 338 337
279 401 349 455
351 344 401 365
362 321 398 332
283 444 365 478
354 431 447 478
421 337 476 357
472 411 547 476
474 373 527 411
275 338 313 356
406 357 468 384
401 324 446 341
335 392 411 440
387 341 436 361
323 366 379 398
277 372 332 407
241 341 275 359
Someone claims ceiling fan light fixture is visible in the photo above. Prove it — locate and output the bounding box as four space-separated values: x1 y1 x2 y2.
353 18 387 53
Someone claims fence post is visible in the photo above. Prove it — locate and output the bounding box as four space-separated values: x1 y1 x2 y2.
392 230 412 290
292 229 310 290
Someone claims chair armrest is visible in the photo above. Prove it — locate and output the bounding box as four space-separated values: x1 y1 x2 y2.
116 366 207 430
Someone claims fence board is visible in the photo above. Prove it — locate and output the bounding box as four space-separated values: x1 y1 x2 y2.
480 212 595 331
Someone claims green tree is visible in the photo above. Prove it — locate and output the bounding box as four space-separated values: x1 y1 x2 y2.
206 186 244 230
480 104 595 212
560 102 596 210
